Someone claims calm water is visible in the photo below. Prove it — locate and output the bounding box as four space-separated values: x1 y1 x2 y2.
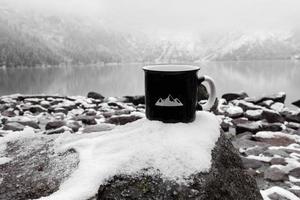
0 61 299 106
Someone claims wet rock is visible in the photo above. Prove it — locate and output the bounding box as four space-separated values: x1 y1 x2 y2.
264 167 288 182
233 118 262 134
289 168 300 178
292 100 300 108
221 92 248 102
254 135 295 146
245 109 263 120
3 122 25 131
82 124 115 133
123 95 145 105
87 92 105 100
262 109 285 123
106 115 142 125
245 92 286 104
45 120 66 130
236 100 263 111
97 134 263 200
241 157 263 169
270 157 287 165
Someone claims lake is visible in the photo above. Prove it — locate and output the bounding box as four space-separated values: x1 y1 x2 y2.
0 61 299 106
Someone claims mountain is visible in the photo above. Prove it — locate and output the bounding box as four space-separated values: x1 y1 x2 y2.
0 4 300 67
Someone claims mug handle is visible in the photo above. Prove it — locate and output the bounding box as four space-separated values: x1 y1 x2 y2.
198 75 217 111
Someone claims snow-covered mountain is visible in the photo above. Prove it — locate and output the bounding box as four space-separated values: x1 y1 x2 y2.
1 3 300 67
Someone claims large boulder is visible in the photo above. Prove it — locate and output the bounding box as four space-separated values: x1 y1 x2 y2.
97 134 263 200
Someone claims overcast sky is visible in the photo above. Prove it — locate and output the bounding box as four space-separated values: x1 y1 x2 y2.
2 0 300 36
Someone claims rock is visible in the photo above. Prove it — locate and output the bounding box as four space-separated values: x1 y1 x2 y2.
75 115 97 125
220 121 230 132
263 149 289 157
244 146 267 156
241 157 263 169
292 100 300 108
52 107 68 115
0 136 79 200
270 102 285 112
97 134 263 200
232 118 262 134
289 168 300 178
82 124 115 133
45 126 71 135
66 121 81 132
18 121 40 129
222 92 248 102
270 157 287 165
245 92 286 104
40 100 51 108
3 122 25 131
84 109 97 116
45 120 66 130
123 95 145 105
286 122 300 130
262 109 285 123
106 115 142 125
107 102 125 109
258 100 274 108
87 92 105 100
261 122 283 132
254 135 295 146
28 105 47 114
281 111 300 123
1 110 16 117
245 109 263 120
236 100 263 111
264 167 288 182
223 106 244 118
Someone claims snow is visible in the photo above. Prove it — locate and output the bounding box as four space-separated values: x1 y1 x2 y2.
246 109 263 116
261 186 300 200
39 111 220 200
271 102 285 112
0 156 12 165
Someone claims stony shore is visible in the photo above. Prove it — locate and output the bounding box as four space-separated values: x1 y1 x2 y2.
0 91 300 199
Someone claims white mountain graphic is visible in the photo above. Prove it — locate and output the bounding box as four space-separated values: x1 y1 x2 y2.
155 94 183 107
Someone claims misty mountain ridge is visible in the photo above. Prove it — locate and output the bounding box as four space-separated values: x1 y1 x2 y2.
1 5 300 67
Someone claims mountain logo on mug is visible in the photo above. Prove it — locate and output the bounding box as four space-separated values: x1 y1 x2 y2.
155 94 183 107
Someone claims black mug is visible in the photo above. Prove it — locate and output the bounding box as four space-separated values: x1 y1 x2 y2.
143 65 216 123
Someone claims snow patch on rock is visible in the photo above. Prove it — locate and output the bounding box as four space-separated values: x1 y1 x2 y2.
39 111 220 200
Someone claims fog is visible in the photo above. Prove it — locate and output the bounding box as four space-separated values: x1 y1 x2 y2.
2 0 300 36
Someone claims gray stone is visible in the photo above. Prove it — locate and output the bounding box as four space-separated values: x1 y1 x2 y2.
66 121 81 132
28 105 47 114
45 120 66 130
264 167 288 182
96 134 263 200
244 146 267 156
261 122 283 132
75 115 97 125
292 100 300 108
282 111 300 123
289 168 300 178
3 122 25 131
106 115 142 125
270 157 287 165
263 149 289 157
241 157 263 169
233 118 262 134
45 127 69 135
245 92 286 104
286 122 300 130
262 109 285 123
221 92 248 102
245 109 263 120
1 110 16 117
87 92 105 100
